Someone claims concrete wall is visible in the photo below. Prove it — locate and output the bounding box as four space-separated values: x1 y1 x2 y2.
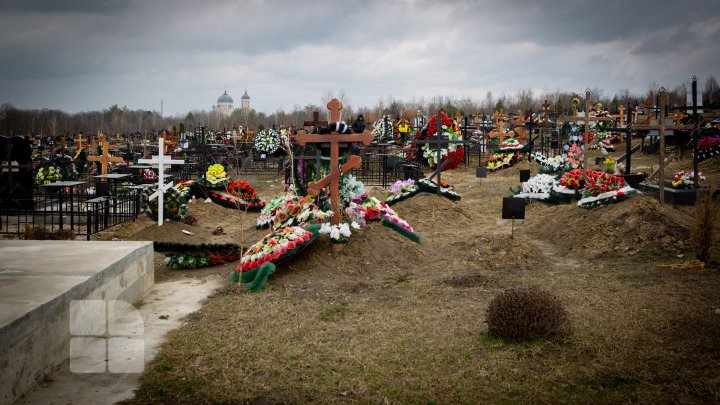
0 241 154 404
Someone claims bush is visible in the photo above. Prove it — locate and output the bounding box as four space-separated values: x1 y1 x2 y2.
692 190 720 264
485 286 570 342
23 226 76 240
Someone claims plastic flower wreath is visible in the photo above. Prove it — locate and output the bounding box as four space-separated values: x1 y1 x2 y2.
672 170 705 189
254 129 280 158
256 194 332 230
415 111 464 171
36 165 61 185
203 163 229 188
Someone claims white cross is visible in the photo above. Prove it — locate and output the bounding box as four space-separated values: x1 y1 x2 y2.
137 138 185 226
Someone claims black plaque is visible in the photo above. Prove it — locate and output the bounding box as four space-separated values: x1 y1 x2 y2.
502 197 526 220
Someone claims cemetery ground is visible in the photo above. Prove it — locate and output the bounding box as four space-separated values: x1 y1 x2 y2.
77 154 720 402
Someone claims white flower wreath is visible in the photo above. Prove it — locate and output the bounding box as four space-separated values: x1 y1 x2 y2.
254 129 280 158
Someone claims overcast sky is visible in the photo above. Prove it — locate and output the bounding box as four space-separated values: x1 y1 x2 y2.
0 0 717 116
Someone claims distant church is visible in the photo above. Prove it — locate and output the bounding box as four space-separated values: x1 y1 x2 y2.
212 89 250 116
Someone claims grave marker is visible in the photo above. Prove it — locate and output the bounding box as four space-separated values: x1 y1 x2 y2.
87 137 124 177
296 99 374 225
137 138 185 226
562 89 614 182
490 109 509 143
631 88 694 206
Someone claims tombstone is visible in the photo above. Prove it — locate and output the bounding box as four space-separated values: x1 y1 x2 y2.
519 169 531 182
0 136 35 209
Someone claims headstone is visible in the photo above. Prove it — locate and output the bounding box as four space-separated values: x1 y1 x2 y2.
0 136 34 209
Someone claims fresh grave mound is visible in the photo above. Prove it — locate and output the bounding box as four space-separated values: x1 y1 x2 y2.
239 220 428 292
525 196 692 259
392 192 479 227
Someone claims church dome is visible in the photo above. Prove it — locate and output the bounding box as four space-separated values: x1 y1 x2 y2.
217 91 233 104
241 90 250 100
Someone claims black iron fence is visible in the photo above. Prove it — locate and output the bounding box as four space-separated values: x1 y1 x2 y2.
1 185 140 240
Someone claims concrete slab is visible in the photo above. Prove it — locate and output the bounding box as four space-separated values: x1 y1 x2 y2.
16 275 224 405
0 240 154 405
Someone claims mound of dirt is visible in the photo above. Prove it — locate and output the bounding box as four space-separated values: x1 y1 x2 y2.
524 196 692 259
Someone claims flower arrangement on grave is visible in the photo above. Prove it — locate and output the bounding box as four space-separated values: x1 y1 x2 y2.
417 178 461 201
577 170 638 209
487 151 521 172
372 115 394 143
140 185 188 221
155 242 242 269
566 144 584 169
35 165 61 185
174 179 195 201
695 136 720 162
671 170 705 189
339 174 365 204
341 193 421 242
385 179 420 205
413 111 464 171
513 173 569 202
514 169 638 207
202 163 229 188
239 225 319 273
530 151 569 174
496 137 525 152
256 194 332 229
602 156 616 172
205 179 265 211
142 168 157 182
254 128 280 159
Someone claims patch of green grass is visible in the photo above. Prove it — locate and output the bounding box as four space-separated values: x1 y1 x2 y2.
319 304 352 321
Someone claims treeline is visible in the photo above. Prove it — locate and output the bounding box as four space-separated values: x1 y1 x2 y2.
2 77 718 136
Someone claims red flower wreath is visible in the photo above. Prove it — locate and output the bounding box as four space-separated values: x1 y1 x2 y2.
411 111 465 171
226 180 260 204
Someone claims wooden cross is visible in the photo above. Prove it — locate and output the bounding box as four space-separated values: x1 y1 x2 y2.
303 111 328 129
75 134 89 150
670 110 688 126
490 109 509 143
511 110 528 141
616 105 626 127
630 89 694 206
138 138 185 226
162 132 177 155
327 98 343 122
87 138 124 177
296 100 374 225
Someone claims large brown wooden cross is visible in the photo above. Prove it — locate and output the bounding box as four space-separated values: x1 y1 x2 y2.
296 99 373 225
490 109 509 143
87 137 124 177
511 110 528 141
162 132 177 155
74 134 89 150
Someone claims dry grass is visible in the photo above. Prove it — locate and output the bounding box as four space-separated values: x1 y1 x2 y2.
122 150 720 404
692 187 720 263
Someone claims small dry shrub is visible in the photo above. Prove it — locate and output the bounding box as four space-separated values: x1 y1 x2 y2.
485 286 570 342
182 215 198 226
692 190 720 264
23 226 76 240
